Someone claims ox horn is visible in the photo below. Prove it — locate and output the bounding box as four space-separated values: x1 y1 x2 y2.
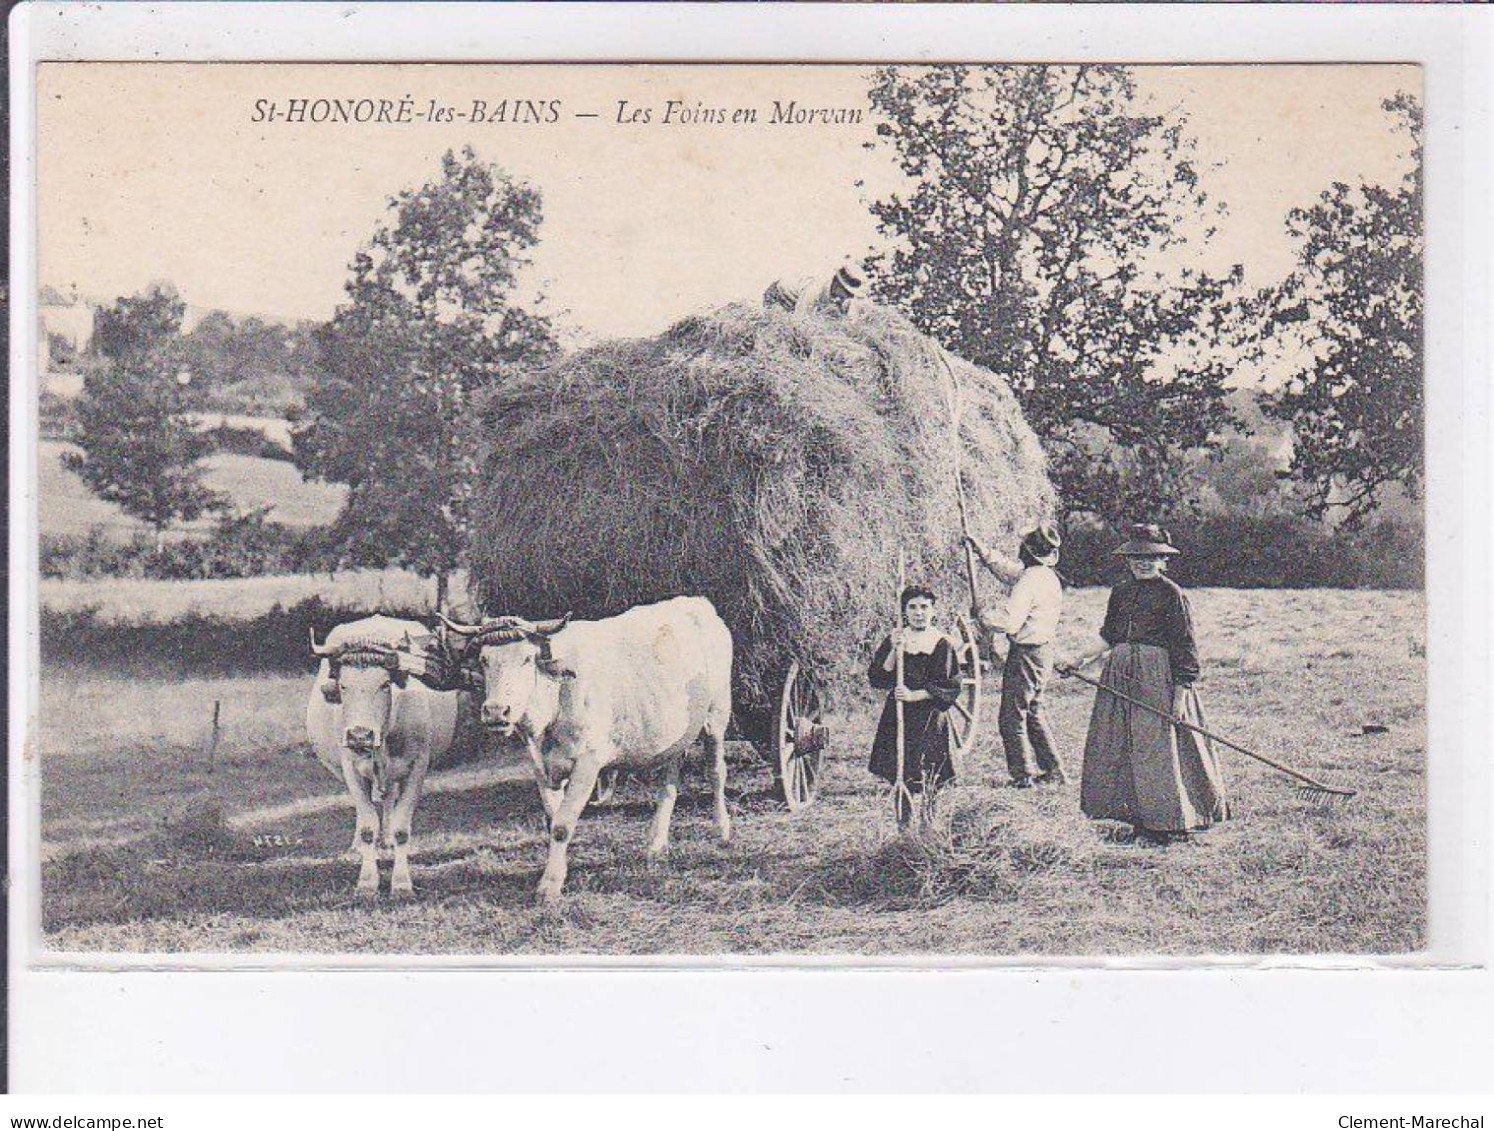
436 611 486 636
309 627 340 658
527 613 572 638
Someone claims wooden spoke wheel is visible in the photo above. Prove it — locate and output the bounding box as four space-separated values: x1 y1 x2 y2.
774 660 828 811
949 614 983 772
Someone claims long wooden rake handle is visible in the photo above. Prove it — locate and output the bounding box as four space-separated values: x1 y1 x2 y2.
935 346 983 621
1058 665 1356 799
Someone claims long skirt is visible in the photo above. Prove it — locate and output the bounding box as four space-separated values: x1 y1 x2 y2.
869 699 954 794
1079 643 1229 833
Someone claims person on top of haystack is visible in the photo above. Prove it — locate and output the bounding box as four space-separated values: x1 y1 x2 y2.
966 524 1068 790
762 262 866 317
868 585 962 828
1061 524 1230 843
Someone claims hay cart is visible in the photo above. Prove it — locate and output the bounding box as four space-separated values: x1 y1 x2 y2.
467 301 1038 814
585 599 984 812
732 613 985 811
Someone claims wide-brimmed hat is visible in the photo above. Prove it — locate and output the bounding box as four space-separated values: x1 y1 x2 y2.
1021 523 1062 565
1113 523 1181 557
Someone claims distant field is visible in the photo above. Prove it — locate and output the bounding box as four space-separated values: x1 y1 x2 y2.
39 569 469 621
38 439 345 539
36 586 1427 957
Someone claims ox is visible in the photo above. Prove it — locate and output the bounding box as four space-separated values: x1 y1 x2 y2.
306 614 470 898
442 596 734 902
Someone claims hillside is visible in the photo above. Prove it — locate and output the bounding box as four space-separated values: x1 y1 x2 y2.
39 439 345 540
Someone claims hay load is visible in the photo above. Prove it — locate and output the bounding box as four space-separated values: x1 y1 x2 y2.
468 301 1055 719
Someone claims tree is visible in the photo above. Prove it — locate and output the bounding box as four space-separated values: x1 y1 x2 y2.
864 65 1240 523
293 147 558 605
1249 94 1423 527
90 283 185 361
64 285 224 546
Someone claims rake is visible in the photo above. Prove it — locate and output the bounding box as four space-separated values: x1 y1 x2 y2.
1057 665 1357 804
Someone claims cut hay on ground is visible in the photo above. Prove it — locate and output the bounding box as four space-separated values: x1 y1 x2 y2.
469 302 1054 714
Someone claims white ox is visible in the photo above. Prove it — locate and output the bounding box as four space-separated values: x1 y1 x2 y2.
306 614 469 898
442 596 734 902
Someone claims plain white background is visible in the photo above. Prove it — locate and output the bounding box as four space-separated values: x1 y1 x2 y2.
8 2 1491 1092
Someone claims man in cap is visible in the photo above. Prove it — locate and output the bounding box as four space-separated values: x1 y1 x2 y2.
966 524 1068 788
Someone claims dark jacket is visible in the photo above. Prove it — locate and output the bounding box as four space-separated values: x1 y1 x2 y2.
1099 576 1201 686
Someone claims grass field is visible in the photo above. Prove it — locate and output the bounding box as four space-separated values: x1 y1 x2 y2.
39 439 345 539
40 568 457 622
35 586 1426 957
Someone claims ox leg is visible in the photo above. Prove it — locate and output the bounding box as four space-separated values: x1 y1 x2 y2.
646 756 683 859
525 737 563 825
338 752 381 897
388 756 429 898
536 754 603 903
703 724 731 845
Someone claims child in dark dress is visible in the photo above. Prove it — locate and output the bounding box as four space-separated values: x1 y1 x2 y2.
868 586 963 827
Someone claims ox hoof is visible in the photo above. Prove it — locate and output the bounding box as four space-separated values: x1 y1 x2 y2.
535 879 564 904
389 883 415 902
355 885 380 904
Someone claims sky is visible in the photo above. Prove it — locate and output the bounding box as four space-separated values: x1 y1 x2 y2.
37 63 1418 344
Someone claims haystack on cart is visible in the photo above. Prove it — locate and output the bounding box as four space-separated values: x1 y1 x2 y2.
468 300 1050 813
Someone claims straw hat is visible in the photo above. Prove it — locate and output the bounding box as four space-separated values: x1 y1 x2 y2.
1021 523 1062 565
829 263 865 301
1113 523 1180 557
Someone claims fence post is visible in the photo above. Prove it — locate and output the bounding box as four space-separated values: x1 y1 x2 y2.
205 699 221 773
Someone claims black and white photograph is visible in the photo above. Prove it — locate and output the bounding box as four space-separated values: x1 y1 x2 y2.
26 58 1430 960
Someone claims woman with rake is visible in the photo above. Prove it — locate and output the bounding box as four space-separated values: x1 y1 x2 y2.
1062 525 1230 843
868 585 962 829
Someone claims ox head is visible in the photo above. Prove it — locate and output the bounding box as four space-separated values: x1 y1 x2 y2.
438 612 573 738
310 629 412 778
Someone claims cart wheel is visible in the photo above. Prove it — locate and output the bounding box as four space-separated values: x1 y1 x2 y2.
775 660 827 811
593 767 620 805
950 614 983 771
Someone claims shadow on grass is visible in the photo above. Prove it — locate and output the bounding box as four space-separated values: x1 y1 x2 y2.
42 767 782 932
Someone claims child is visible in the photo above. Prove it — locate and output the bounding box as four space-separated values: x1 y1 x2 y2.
868 585 962 826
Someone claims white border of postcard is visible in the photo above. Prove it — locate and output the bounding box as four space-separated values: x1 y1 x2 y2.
8 1 1492 1093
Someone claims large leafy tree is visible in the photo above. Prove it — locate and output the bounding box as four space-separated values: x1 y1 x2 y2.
64 284 223 546
864 65 1240 522
1249 94 1423 527
294 147 558 605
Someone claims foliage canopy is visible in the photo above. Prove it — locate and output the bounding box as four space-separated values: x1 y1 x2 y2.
864 64 1240 523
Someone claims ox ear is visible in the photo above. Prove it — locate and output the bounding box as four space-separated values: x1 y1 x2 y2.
537 656 577 680
320 679 341 704
536 637 576 680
